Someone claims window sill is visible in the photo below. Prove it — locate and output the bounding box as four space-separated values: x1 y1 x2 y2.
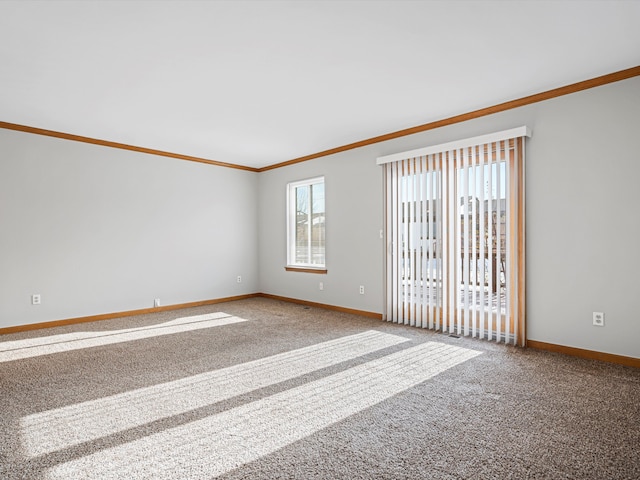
285 266 328 274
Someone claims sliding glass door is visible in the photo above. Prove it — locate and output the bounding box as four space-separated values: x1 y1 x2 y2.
381 129 527 345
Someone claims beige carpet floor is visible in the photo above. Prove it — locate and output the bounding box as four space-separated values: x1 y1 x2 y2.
0 297 638 479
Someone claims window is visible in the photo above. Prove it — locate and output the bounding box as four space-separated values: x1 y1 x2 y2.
378 127 529 346
286 177 326 271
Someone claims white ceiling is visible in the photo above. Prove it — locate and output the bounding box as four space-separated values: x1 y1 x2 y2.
1 1 639 169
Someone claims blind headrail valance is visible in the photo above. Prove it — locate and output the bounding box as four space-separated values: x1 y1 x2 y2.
376 126 532 165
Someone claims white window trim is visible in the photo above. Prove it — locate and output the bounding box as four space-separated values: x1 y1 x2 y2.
286 176 326 270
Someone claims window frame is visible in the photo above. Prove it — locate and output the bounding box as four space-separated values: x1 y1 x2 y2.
286 176 327 273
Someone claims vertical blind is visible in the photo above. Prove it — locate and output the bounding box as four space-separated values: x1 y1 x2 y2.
377 127 530 346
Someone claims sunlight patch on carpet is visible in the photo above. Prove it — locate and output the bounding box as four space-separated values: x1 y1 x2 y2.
0 313 246 362
43 341 481 479
21 330 409 456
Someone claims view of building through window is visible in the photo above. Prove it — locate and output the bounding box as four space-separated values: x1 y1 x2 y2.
287 177 325 267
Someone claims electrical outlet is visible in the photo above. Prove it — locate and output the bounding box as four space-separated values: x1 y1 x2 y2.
319 282 324 291
31 294 41 305
359 285 365 295
237 275 242 283
154 298 161 307
593 311 604 327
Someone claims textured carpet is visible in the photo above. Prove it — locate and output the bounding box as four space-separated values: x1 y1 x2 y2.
0 297 638 479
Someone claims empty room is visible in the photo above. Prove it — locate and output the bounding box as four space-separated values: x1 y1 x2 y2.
1 1 639 479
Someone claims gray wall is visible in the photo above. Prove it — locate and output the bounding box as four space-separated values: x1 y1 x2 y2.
258 149 384 314
2 76 638 359
0 130 258 327
258 76 640 358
